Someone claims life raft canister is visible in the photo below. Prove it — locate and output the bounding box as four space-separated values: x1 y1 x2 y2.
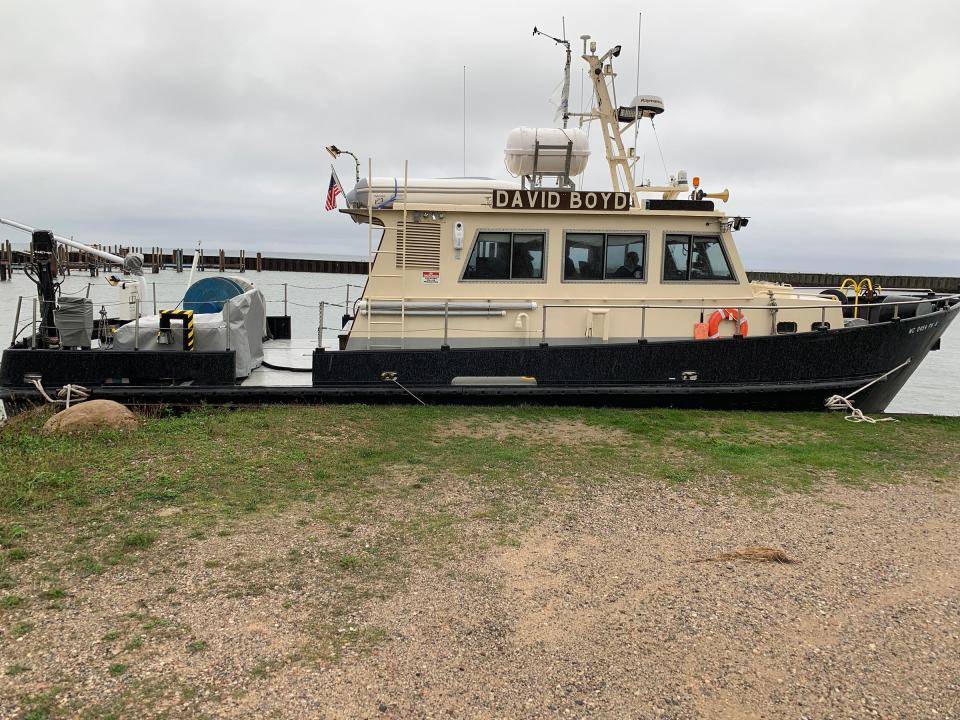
707 308 748 339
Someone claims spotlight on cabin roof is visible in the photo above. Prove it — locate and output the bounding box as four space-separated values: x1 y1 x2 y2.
617 95 665 123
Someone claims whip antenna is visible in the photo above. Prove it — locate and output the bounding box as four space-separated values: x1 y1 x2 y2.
533 24 572 128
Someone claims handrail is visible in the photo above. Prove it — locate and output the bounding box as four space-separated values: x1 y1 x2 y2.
538 294 959 312
539 294 960 343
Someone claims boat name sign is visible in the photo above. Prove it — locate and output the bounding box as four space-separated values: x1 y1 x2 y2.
492 189 630 211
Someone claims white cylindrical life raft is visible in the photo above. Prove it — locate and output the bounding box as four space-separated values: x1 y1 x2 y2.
504 127 590 177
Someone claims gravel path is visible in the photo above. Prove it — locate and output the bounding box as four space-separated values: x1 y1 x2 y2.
281 484 960 719
2 482 958 718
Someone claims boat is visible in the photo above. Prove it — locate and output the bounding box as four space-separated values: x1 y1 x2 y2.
1 31 957 413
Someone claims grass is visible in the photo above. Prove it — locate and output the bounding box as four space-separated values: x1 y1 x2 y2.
5 405 956 518
120 531 157 551
19 688 58 720
0 404 957 716
0 404 956 584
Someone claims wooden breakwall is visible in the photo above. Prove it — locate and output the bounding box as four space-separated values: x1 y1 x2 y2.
1 246 368 276
746 271 960 294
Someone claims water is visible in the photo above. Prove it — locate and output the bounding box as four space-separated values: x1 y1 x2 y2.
0 268 364 348
0 268 957 415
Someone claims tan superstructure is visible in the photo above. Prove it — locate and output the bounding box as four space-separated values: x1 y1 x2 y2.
339 35 843 350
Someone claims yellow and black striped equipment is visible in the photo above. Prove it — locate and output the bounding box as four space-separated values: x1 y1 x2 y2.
158 309 195 351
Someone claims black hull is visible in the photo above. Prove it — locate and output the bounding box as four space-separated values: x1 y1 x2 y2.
312 303 958 413
1 303 955 412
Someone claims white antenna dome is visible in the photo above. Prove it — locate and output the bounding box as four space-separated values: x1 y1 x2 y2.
617 95 664 122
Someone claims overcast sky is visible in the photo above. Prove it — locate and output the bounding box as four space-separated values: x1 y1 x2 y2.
2 0 958 274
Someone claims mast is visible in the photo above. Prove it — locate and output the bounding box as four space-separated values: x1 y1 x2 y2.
571 36 687 206
578 39 633 202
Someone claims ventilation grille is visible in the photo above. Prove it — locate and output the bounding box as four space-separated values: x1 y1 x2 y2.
396 222 441 269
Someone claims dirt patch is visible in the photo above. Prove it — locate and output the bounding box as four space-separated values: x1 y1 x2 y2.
440 416 629 446
2 483 958 718
282 483 960 719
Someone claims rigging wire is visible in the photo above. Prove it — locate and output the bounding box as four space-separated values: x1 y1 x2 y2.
651 118 670 183
632 11 642 188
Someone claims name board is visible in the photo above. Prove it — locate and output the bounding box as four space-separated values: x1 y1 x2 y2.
492 189 631 211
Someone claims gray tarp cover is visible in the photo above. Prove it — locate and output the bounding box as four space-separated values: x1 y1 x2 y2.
112 288 265 378
55 297 94 348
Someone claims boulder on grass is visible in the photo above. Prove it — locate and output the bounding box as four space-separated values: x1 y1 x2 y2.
43 399 138 434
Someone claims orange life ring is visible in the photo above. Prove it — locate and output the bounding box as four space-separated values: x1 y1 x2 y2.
707 308 748 339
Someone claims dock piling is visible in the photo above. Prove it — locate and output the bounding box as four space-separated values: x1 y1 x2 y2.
11 297 22 345
318 301 325 347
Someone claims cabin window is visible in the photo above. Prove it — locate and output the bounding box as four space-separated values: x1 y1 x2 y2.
663 234 735 282
563 233 646 281
462 231 545 280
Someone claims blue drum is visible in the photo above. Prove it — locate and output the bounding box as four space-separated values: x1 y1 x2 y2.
183 276 247 314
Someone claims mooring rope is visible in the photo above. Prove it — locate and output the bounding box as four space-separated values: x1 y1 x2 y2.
824 358 912 423
28 379 91 409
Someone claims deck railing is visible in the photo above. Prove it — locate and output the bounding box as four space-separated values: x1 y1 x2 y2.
9 288 959 350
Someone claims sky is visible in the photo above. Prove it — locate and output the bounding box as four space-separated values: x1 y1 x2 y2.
1 0 958 274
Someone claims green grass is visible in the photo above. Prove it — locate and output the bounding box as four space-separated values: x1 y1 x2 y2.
7 547 29 561
0 405 955 588
108 663 128 676
5 405 956 518
12 621 34 637
120 531 157 551
19 688 58 720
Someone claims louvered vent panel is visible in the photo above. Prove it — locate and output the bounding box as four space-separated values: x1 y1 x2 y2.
396 222 441 269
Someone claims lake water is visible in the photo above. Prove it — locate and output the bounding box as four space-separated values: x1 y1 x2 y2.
0 268 956 415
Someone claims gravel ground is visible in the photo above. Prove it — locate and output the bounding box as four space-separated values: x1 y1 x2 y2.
2 481 958 719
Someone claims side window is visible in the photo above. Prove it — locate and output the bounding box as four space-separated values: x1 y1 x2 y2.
605 234 645 279
564 233 603 280
691 237 733 280
663 236 689 280
564 233 646 281
463 231 544 280
464 232 511 279
664 234 734 281
512 233 544 279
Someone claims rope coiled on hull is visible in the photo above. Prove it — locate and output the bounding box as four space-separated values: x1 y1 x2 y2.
824 358 912 423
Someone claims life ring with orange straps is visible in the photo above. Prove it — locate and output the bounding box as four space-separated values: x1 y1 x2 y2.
707 308 748 339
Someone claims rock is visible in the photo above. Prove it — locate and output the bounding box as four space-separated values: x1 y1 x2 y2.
42 399 138 433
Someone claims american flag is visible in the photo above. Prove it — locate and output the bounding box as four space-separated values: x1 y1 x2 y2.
325 168 343 211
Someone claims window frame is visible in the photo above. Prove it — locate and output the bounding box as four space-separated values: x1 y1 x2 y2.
660 232 738 284
561 230 649 283
459 228 548 283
